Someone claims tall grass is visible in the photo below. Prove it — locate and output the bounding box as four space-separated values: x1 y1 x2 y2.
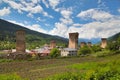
44 60 120 80
0 73 28 80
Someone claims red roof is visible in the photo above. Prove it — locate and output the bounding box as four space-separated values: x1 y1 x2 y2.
41 49 50 54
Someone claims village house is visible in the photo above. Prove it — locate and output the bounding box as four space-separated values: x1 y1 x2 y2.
61 48 77 56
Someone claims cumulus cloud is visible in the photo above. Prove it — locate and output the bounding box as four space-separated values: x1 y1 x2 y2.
50 18 120 39
21 5 43 14
49 8 120 39
3 0 53 18
67 19 120 39
31 0 40 4
60 18 73 25
61 9 73 19
49 8 73 37
59 8 73 25
77 9 113 21
0 7 11 16
48 0 60 9
28 24 47 33
49 22 68 37
3 0 22 13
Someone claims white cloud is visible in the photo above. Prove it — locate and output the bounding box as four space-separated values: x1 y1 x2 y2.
48 0 60 9
27 13 34 18
49 22 68 37
49 8 74 37
45 23 51 27
28 24 47 33
37 17 41 21
0 7 11 16
42 0 49 8
118 8 120 13
77 9 113 21
49 8 120 39
36 17 46 22
3 0 22 13
3 0 53 18
61 9 73 19
72 23 83 27
78 19 120 39
21 5 43 14
31 0 40 4
43 12 53 18
60 18 73 25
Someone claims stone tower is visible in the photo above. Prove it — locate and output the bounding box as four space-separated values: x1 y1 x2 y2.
87 42 92 47
80 42 86 48
69 32 79 49
101 38 107 48
16 30 26 53
50 40 56 49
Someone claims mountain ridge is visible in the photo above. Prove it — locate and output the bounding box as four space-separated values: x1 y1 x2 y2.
0 19 68 49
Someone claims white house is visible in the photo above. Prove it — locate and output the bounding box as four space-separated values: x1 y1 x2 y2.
61 48 77 56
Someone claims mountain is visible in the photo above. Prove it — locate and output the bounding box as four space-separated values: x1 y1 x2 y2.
0 19 68 49
78 38 100 44
108 32 120 42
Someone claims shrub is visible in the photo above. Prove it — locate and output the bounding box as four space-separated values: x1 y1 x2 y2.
92 45 102 53
93 50 111 57
107 37 120 51
50 48 60 58
78 46 92 56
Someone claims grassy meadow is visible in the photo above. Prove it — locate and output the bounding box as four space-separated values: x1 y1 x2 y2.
0 53 120 80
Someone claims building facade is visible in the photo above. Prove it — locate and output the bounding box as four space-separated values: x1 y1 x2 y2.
61 48 77 56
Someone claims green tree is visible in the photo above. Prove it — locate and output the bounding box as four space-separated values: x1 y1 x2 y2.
78 46 92 55
107 37 120 51
92 45 102 53
50 48 60 58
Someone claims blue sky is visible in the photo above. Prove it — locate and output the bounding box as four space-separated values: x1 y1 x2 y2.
0 0 120 41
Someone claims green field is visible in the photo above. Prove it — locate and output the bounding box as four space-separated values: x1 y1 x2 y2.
0 54 120 80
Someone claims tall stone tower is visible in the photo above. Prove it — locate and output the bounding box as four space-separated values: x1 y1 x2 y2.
16 30 26 53
50 40 56 49
69 32 79 49
101 38 107 48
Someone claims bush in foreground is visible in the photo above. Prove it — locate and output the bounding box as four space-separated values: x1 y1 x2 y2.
92 50 112 57
50 48 60 58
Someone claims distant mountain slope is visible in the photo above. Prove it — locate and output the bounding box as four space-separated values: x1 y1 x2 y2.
108 32 120 42
0 19 68 49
